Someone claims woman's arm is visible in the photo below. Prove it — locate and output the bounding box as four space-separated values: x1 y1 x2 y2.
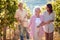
39 20 54 27
38 12 55 27
37 20 54 28
45 20 54 24
28 16 33 28
37 21 45 27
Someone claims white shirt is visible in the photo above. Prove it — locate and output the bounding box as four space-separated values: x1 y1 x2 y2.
15 9 28 27
43 11 55 33
35 18 41 27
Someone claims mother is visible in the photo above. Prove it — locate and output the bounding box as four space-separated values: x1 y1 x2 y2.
28 6 44 40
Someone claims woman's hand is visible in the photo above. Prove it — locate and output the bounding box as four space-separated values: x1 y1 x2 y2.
37 20 54 28
27 27 31 32
37 22 46 28
45 20 54 24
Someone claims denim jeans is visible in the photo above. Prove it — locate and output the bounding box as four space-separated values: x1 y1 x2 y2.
18 25 24 40
18 25 29 40
20 34 24 40
26 31 29 39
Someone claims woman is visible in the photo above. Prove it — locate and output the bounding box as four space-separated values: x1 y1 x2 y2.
40 4 55 40
28 6 44 40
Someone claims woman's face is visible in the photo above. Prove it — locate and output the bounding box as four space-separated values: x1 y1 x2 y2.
46 6 50 11
35 8 41 15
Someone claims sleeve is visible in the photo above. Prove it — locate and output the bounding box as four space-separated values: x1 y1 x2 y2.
42 12 46 22
51 12 55 20
41 15 44 22
28 16 33 28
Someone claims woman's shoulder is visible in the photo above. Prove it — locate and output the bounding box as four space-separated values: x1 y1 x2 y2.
50 11 55 16
30 15 36 19
52 11 55 14
40 14 44 17
31 15 35 18
50 11 56 17
42 11 47 15
39 15 44 20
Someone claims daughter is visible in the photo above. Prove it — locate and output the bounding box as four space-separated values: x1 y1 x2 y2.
28 6 44 40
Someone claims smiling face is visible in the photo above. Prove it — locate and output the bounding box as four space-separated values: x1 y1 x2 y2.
18 3 23 9
46 6 50 11
35 8 41 16
46 4 53 13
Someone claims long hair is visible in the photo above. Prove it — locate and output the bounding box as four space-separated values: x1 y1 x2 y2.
47 4 53 13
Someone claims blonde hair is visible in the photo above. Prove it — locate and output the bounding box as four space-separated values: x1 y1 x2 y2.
33 6 41 15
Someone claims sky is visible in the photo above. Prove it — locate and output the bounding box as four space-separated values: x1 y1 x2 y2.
24 0 47 9
18 0 53 13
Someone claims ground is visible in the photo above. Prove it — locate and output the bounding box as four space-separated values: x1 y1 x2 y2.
6 31 60 40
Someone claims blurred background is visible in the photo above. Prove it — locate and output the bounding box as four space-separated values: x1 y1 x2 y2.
0 0 60 40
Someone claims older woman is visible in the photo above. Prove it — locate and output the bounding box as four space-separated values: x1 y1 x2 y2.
28 6 44 40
